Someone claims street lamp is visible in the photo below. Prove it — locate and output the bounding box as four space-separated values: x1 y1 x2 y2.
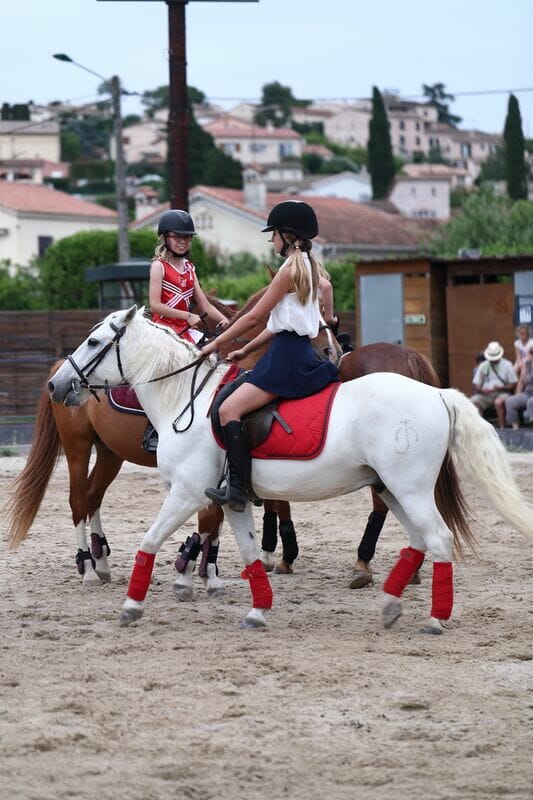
53 53 130 263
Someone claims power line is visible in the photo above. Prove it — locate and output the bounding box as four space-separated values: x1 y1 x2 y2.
203 87 533 103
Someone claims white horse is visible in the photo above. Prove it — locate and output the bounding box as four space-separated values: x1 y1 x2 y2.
48 307 533 634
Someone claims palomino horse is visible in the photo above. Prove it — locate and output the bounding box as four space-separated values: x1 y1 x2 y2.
5 295 340 596
47 307 533 634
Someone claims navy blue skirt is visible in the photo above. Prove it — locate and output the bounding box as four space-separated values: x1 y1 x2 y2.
245 330 339 398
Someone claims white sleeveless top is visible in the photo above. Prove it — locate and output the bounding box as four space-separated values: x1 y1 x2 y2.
267 253 320 338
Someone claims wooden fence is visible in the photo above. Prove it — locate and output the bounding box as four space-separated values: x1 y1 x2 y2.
0 311 103 416
0 309 356 419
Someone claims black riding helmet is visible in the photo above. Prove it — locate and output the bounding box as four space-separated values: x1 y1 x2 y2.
157 209 197 237
261 200 319 240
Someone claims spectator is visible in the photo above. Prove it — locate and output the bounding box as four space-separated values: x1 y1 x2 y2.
513 325 533 377
505 343 533 429
470 341 518 428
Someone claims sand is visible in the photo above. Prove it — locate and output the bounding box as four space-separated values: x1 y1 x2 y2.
1 452 532 800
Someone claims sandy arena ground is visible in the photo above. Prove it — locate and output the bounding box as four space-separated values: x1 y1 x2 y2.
1 451 532 800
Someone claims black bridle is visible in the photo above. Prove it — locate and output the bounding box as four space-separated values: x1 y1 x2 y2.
67 319 214 433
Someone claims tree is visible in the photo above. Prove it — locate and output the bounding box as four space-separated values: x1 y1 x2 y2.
141 85 205 118
428 189 533 257
503 94 528 201
367 87 395 200
254 82 300 128
422 83 462 127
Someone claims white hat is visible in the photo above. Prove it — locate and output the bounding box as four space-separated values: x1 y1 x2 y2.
484 341 504 361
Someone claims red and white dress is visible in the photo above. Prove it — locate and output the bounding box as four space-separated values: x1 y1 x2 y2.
152 258 198 343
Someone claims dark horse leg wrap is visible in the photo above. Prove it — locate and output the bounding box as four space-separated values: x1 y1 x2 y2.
261 511 278 553
75 548 96 575
90 533 111 560
175 533 202 574
357 510 387 564
279 520 298 565
198 539 219 579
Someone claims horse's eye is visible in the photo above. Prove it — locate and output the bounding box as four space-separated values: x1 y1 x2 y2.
88 338 99 347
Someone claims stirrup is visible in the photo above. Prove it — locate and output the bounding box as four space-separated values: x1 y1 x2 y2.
205 484 247 512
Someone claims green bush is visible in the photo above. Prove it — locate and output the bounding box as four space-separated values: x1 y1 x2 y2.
0 263 45 310
38 229 157 309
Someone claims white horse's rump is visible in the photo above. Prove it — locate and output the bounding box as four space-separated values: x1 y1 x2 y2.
48 307 533 635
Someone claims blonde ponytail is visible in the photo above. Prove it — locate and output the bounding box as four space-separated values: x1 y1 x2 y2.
283 235 321 304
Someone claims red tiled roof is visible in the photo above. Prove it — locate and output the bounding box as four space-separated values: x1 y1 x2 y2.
0 183 117 218
191 186 429 246
204 117 301 140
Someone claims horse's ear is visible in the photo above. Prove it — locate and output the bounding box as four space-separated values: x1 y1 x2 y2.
264 264 276 281
124 305 138 324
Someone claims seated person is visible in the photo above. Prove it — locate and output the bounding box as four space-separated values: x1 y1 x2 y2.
505 343 533 429
513 325 533 377
470 341 518 428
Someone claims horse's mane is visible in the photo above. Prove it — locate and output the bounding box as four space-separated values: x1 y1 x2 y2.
227 285 269 328
126 313 212 409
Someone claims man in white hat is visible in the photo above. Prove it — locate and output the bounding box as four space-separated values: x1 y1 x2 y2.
470 341 518 428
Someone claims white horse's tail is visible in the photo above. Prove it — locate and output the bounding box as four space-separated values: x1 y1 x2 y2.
441 389 533 538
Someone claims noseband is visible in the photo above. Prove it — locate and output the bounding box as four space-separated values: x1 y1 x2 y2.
68 321 127 400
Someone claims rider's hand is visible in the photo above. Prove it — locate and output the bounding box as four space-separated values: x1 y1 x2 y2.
201 341 218 357
187 313 202 328
216 318 230 330
227 348 247 362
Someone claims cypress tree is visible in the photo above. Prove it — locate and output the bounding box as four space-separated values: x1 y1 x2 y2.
503 94 527 201
367 87 395 200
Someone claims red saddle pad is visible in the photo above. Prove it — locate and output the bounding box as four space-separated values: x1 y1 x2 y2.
251 382 340 460
108 385 145 416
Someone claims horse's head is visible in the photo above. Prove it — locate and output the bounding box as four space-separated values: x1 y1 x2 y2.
48 305 139 406
312 322 343 366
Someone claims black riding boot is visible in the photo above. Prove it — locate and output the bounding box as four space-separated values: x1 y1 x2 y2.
142 421 159 453
205 421 249 512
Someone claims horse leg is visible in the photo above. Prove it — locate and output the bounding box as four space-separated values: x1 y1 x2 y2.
350 489 387 589
224 505 272 630
260 500 278 572
198 506 225 598
59 417 101 587
86 442 124 583
379 489 452 635
120 491 201 626
273 501 298 575
173 506 225 601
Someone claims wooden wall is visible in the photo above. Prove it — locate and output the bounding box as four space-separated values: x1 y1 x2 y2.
0 311 103 416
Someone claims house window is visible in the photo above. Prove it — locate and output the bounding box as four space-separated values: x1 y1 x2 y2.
249 142 267 153
461 143 472 158
279 143 293 158
431 187 436 196
416 122 420 131
399 120 405 130
38 236 53 257
416 136 421 146
399 135 406 146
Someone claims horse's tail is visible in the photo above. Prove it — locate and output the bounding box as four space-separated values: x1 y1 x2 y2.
441 388 533 539
434 453 475 558
5 381 62 550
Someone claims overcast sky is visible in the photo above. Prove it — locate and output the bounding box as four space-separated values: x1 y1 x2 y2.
2 0 531 136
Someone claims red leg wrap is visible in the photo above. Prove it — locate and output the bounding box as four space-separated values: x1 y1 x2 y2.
127 550 155 602
241 559 273 609
383 547 425 597
431 562 453 620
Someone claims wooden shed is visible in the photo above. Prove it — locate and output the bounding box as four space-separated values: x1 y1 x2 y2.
356 254 533 393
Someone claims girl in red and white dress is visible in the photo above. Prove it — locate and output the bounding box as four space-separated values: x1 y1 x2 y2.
149 209 229 343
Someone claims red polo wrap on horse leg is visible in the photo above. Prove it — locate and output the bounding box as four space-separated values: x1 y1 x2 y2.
241 559 273 609
431 562 453 620
383 547 425 597
127 550 156 602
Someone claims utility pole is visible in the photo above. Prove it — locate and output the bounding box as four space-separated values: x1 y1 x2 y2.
99 1 258 210
110 75 131 261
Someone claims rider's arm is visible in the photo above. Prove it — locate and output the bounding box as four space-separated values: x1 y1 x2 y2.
192 277 229 327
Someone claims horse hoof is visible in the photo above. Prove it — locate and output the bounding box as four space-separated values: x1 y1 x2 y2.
95 570 111 584
410 570 421 585
207 586 225 599
418 619 444 635
240 608 267 629
82 573 103 588
118 607 143 627
349 569 373 589
260 551 276 572
173 584 193 602
273 561 294 575
382 600 402 629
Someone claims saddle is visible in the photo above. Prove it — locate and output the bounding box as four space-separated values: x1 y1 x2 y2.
210 370 340 460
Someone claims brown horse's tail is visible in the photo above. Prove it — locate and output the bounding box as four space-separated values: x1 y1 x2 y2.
5 382 62 550
406 350 475 555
